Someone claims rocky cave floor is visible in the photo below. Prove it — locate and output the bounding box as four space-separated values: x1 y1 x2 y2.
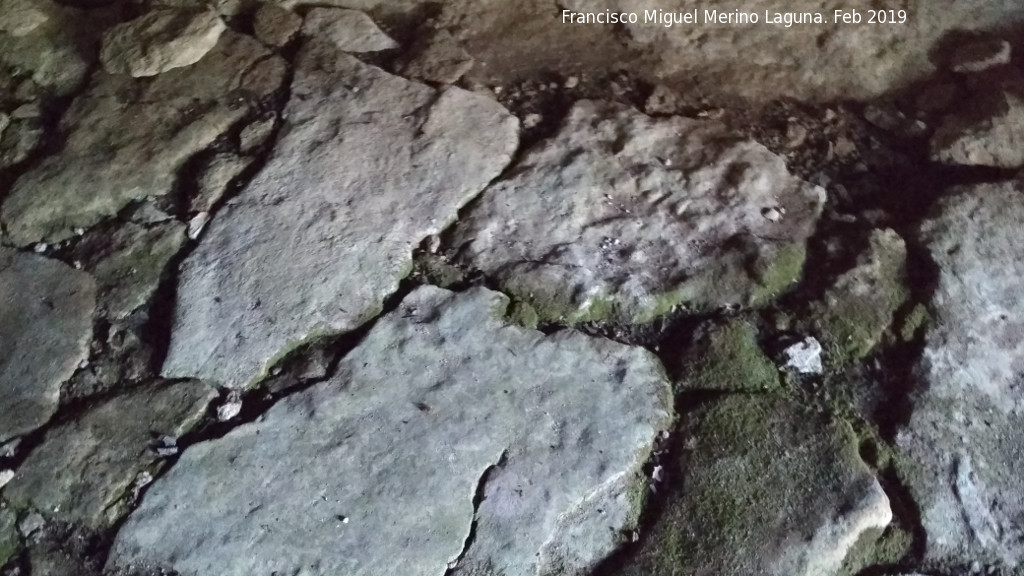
1 1 1023 576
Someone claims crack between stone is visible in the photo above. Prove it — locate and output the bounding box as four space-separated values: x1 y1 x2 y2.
444 448 509 575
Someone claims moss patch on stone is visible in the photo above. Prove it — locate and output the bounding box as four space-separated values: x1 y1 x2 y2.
897 303 930 343
412 252 467 288
810 229 910 365
836 524 913 576
608 394 880 576
750 242 807 305
679 319 780 392
0 505 19 567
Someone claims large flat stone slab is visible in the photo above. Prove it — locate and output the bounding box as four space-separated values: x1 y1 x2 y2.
161 40 518 389
1 31 283 245
110 286 672 576
0 248 96 442
99 7 226 77
897 181 1024 568
450 100 825 324
3 381 216 529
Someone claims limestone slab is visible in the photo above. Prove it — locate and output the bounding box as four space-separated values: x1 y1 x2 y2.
111 286 672 576
161 41 518 388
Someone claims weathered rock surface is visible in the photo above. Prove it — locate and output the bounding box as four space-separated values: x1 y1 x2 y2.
401 29 474 84
4 381 215 529
161 41 518 389
451 100 825 323
110 286 673 576
301 7 398 53
0 2 95 96
0 248 96 442
611 395 892 576
252 3 301 47
1 31 283 245
898 181 1024 568
193 152 252 213
809 229 909 363
931 92 1024 169
679 319 780 392
0 506 16 567
0 0 51 37
99 7 226 77
81 222 187 319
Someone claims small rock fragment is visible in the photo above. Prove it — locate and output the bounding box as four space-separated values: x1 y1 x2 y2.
523 113 542 129
252 3 301 47
188 212 210 240
18 511 44 537
194 153 252 213
0 113 9 142
949 37 1012 73
301 7 398 53
401 29 474 84
216 392 242 422
645 84 682 115
238 112 276 153
100 7 227 77
0 469 13 489
784 337 823 374
564 75 579 89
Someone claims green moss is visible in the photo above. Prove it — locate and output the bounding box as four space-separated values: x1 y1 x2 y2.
504 300 538 329
898 303 930 342
680 320 780 392
837 525 912 576
750 242 807 305
0 506 18 567
812 230 910 365
613 395 870 576
412 253 467 288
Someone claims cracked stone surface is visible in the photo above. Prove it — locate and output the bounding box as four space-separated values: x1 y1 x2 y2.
451 100 825 324
3 381 216 529
0 248 96 443
611 395 892 576
109 286 673 576
100 7 227 77
161 40 518 389
300 7 398 53
1 31 283 245
897 181 1024 568
401 29 475 84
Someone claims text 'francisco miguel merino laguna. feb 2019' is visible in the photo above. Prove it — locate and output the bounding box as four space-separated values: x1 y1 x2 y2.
561 8 909 27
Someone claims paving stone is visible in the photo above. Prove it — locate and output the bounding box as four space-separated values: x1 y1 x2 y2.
3 381 216 529
1 31 284 245
0 248 96 442
112 286 672 576
301 7 398 53
100 7 226 77
161 40 518 389
897 181 1024 568
451 100 825 324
